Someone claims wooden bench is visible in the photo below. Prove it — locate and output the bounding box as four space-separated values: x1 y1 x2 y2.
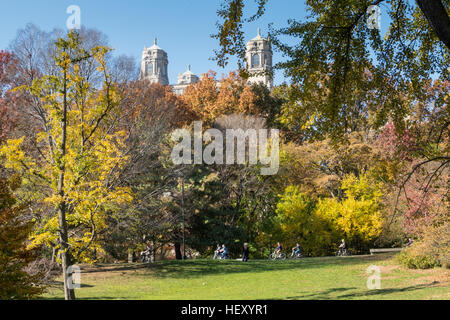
370 248 403 255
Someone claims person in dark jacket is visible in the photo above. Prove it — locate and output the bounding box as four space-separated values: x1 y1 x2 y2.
242 243 250 262
406 238 413 247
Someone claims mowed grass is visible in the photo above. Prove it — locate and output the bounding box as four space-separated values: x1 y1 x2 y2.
44 253 449 300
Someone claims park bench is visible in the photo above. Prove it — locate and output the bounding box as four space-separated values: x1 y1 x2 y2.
370 248 403 255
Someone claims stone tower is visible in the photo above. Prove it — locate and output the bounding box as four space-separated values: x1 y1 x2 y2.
172 65 200 95
245 28 273 89
140 38 169 86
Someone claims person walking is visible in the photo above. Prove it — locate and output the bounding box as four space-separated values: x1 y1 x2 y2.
242 243 250 262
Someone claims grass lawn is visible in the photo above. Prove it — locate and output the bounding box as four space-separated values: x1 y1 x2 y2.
44 253 449 300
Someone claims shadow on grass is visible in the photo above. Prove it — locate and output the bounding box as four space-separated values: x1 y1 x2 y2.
337 282 442 299
284 282 441 300
80 264 149 274
286 287 358 300
40 282 95 300
48 280 94 288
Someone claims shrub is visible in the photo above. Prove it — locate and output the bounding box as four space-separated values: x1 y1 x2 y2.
397 212 449 269
397 251 441 269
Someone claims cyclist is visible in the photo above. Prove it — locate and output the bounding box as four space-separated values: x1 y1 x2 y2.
221 244 228 259
291 243 301 258
338 239 347 255
275 242 283 258
213 244 221 259
140 244 152 263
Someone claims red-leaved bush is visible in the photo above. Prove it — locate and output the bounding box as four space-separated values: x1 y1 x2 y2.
376 122 417 161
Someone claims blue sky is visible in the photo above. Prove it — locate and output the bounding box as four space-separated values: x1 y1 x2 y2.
0 0 308 85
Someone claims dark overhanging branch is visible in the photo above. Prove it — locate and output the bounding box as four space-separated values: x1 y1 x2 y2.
416 0 450 50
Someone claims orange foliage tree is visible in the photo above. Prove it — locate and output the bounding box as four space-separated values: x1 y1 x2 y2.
182 71 259 124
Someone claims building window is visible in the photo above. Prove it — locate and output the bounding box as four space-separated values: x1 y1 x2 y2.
251 54 260 68
146 62 154 74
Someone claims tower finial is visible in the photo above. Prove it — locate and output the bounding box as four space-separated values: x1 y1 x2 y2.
257 28 261 36
188 64 191 71
154 37 157 45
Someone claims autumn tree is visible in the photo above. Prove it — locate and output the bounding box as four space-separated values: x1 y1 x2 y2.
213 0 449 175
0 31 132 300
179 75 285 257
102 81 194 261
213 1 449 138
274 186 337 256
213 0 449 261
5 24 135 146
275 171 384 256
182 71 262 124
0 50 20 143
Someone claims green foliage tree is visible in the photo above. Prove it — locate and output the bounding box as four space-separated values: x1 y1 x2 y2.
183 164 246 256
0 176 44 300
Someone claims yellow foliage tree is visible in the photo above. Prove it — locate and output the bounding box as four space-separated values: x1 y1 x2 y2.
0 31 132 300
315 172 384 249
275 186 338 256
275 172 384 256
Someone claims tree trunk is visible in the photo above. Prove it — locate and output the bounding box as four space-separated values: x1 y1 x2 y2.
58 63 75 300
174 242 182 260
128 250 134 263
59 204 75 300
416 0 450 49
51 246 57 263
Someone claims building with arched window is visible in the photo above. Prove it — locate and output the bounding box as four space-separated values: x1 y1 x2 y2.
140 38 169 86
251 53 261 68
140 29 273 94
245 28 273 89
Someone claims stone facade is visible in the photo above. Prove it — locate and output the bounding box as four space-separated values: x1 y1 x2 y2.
172 65 199 95
140 38 169 86
245 28 273 89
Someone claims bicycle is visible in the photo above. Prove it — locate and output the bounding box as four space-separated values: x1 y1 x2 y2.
269 250 286 260
213 252 231 260
289 252 303 259
140 252 152 263
336 248 352 257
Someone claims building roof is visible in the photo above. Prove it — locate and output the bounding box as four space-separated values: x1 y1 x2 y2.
251 28 266 41
182 65 195 76
148 37 162 50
